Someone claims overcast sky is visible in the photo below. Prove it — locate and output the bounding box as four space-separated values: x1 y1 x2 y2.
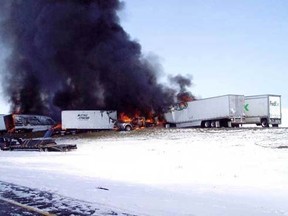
1 0 287 114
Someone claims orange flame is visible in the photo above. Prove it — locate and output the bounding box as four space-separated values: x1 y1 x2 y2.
119 113 133 123
118 111 161 129
52 123 62 130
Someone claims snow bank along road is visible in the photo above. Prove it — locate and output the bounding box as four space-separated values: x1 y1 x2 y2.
1 128 288 216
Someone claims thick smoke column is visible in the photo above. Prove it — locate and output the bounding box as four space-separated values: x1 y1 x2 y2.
170 75 192 92
0 0 192 120
170 75 195 102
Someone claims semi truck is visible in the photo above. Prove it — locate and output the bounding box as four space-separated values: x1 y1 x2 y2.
164 94 245 128
4 114 56 132
243 95 281 127
61 110 117 131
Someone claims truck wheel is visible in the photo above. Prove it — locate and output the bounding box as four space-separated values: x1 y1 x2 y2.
125 125 132 131
261 119 269 128
211 121 216 128
204 121 211 128
272 124 279 127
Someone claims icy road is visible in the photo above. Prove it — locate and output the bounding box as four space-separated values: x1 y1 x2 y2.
1 128 288 216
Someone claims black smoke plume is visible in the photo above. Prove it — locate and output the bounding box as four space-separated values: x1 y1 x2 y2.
170 75 195 102
0 0 193 120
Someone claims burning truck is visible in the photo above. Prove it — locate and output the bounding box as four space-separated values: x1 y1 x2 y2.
61 110 158 132
0 114 56 133
164 95 245 128
115 114 158 131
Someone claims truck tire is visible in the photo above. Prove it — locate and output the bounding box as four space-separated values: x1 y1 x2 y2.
272 124 279 127
211 121 216 128
125 125 132 131
261 119 269 128
204 121 211 128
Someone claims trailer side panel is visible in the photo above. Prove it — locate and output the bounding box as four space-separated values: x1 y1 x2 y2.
62 110 117 130
165 95 245 127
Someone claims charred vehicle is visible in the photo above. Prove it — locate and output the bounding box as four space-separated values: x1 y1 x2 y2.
0 136 77 152
115 117 149 131
4 114 56 133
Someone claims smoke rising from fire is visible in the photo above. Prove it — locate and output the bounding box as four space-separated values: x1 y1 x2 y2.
0 0 193 120
170 74 195 102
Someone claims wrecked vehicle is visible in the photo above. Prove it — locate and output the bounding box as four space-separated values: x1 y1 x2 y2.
4 114 56 133
0 136 77 152
115 117 147 131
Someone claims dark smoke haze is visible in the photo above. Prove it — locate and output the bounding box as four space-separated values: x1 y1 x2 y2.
170 75 195 102
0 0 193 120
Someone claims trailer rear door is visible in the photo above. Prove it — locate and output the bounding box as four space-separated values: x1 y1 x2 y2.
269 96 281 119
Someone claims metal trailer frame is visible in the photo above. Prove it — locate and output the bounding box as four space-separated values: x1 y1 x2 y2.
0 137 77 152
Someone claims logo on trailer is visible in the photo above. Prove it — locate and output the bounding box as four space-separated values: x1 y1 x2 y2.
77 114 90 120
270 101 279 107
244 104 249 112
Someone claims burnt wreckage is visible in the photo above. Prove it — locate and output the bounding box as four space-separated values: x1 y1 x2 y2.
0 136 77 152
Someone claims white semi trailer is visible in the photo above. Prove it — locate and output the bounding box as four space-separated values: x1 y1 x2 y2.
61 110 117 130
243 95 281 127
164 95 245 128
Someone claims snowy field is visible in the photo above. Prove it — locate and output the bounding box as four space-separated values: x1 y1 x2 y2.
1 127 288 215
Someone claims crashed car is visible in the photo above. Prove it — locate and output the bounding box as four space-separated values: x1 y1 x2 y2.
0 136 77 152
115 121 134 131
115 117 149 131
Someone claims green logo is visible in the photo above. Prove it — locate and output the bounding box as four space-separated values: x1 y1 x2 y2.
244 104 249 112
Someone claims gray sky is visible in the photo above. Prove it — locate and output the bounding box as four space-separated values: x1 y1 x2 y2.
1 0 287 114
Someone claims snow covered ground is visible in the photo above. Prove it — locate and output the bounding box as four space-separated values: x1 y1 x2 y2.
1 128 288 215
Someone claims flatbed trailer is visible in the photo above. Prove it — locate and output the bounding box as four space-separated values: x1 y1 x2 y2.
0 137 77 152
